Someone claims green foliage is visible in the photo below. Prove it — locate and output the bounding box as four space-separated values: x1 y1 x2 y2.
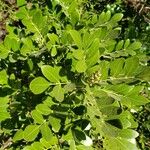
0 0 149 149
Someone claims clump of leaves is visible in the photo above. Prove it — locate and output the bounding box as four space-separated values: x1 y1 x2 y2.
0 0 149 149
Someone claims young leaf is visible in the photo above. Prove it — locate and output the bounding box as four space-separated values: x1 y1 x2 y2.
41 65 60 83
24 125 40 142
30 77 50 94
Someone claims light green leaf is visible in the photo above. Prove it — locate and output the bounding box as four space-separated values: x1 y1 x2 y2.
11 38 20 51
122 95 149 107
111 13 123 22
69 30 82 48
124 39 130 48
0 112 10 122
49 116 61 132
30 77 50 94
124 57 139 76
13 129 24 142
0 70 7 85
47 33 59 45
104 137 138 150
127 41 142 51
110 58 125 77
0 44 9 59
17 0 26 7
64 83 76 92
41 65 60 83
16 7 27 19
51 46 57 57
40 122 53 141
40 138 52 149
98 12 106 24
72 49 84 60
31 142 44 150
137 66 150 81
75 59 87 73
50 85 64 102
119 129 139 139
36 104 52 115
24 125 40 142
0 97 10 121
32 10 43 29
116 40 124 51
105 11 111 22
31 110 45 124
86 38 99 59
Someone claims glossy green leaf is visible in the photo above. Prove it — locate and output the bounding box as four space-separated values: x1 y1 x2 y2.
24 125 40 141
30 77 50 94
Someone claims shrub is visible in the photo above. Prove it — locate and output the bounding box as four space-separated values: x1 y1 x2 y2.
0 0 149 149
